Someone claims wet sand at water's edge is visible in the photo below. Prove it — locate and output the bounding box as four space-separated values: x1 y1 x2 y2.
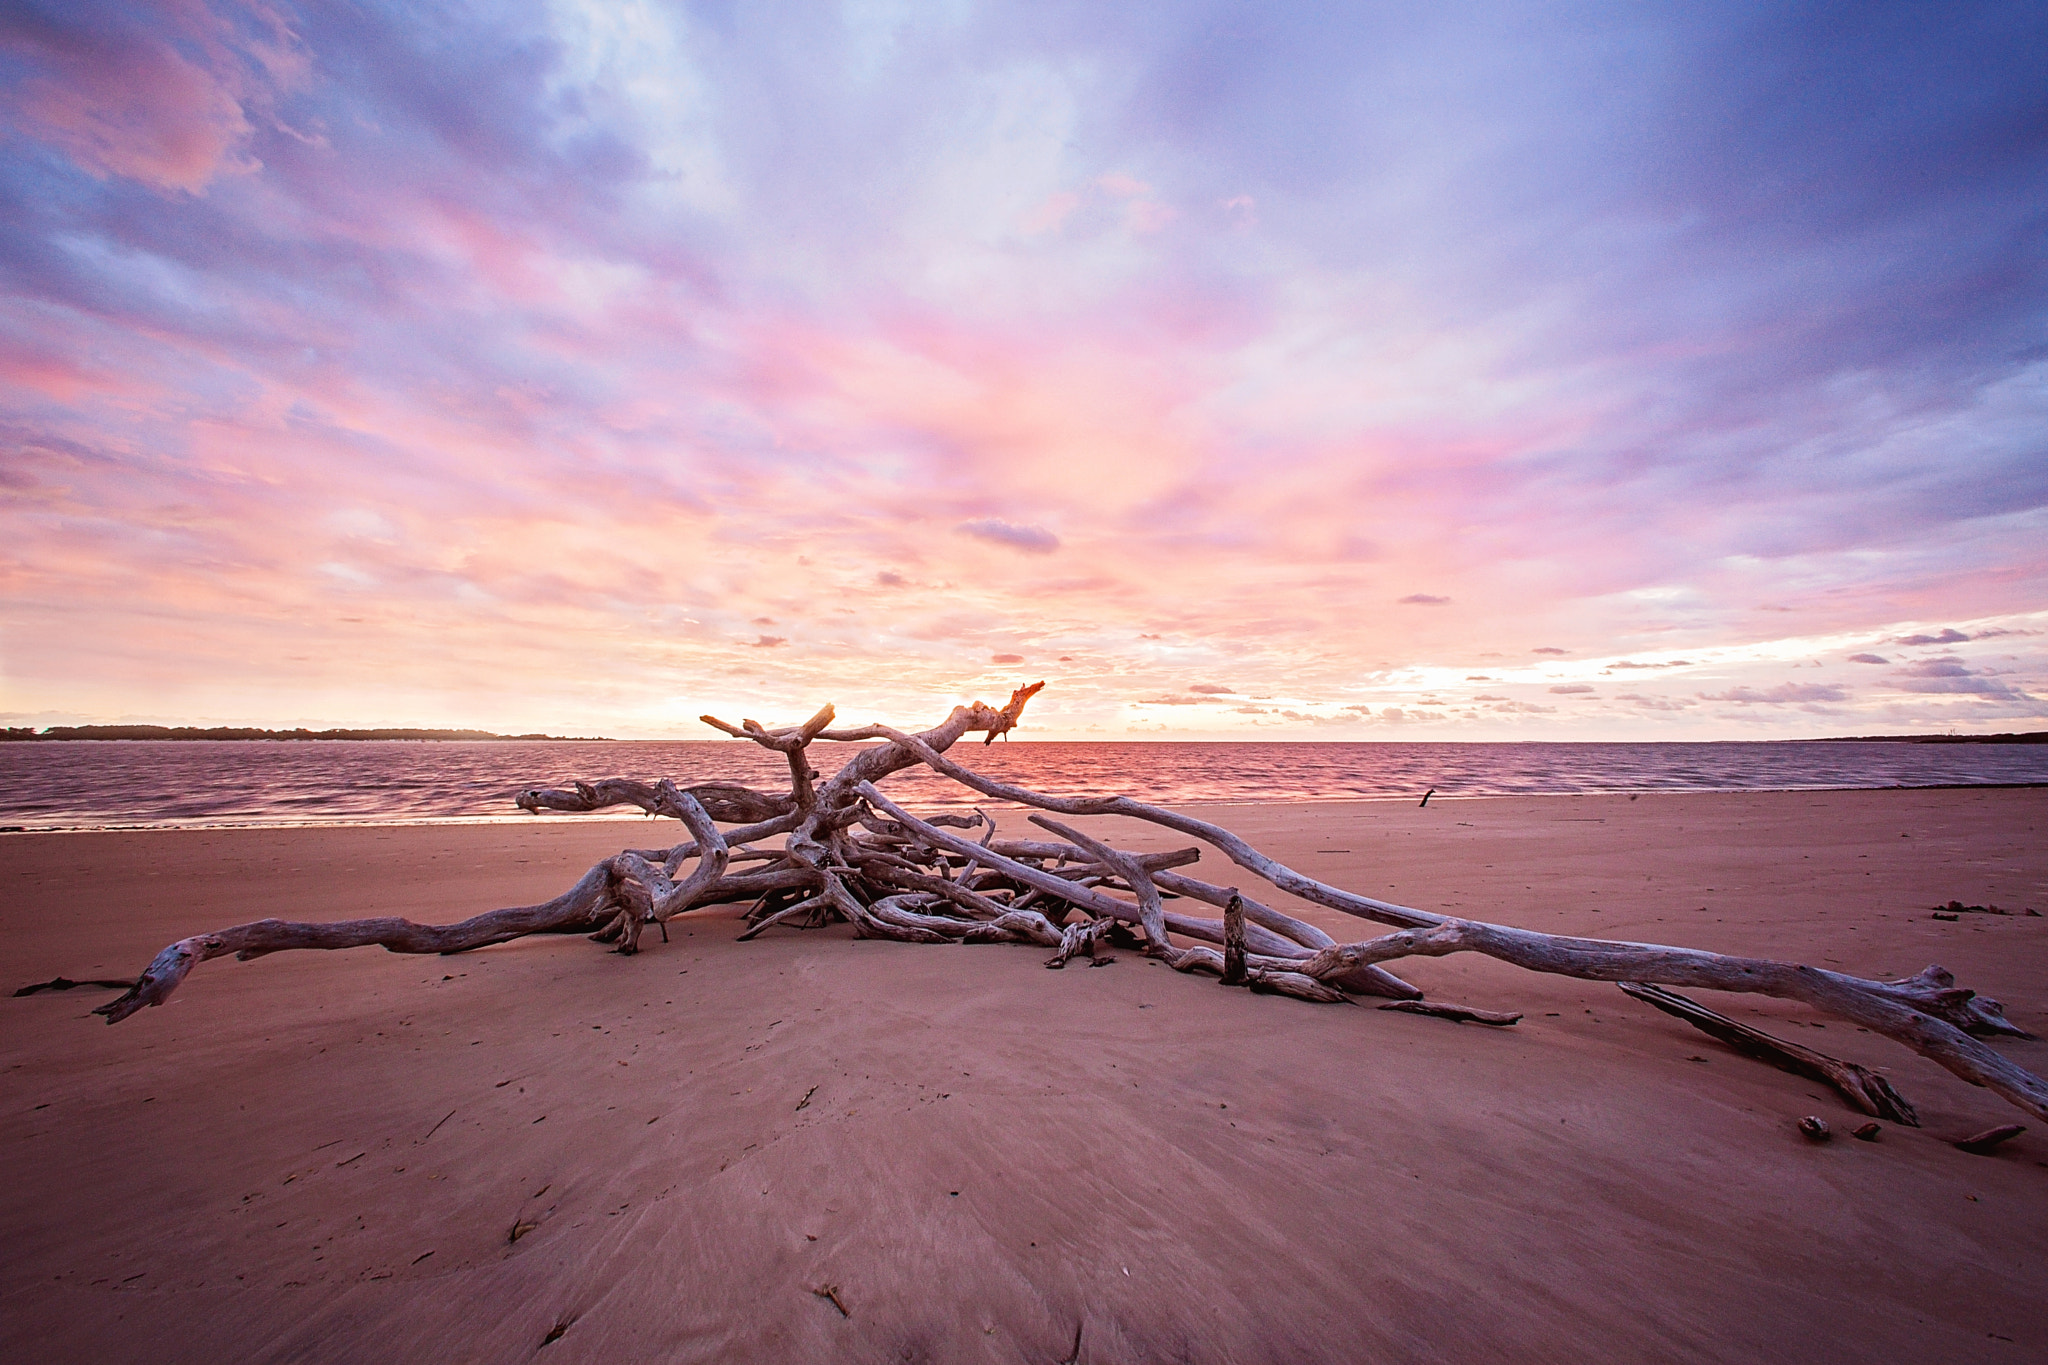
2 787 2045 1362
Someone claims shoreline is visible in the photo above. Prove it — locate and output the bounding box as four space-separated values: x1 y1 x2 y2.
4 786 2045 1360
7 778 2048 836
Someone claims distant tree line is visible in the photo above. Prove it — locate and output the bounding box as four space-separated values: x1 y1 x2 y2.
1812 732 2047 744
0 726 612 742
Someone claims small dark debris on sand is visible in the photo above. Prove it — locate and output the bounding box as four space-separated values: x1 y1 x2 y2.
1934 900 2040 918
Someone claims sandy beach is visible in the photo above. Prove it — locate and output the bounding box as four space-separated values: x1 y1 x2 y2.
3 787 2045 1363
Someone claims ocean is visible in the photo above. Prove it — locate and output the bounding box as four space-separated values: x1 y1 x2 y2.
2 738 2044 832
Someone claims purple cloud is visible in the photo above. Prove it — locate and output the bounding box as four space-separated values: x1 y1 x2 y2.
1615 694 1693 711
1889 656 2031 699
1893 676 2025 697
1398 593 1450 605
0 3 277 193
1701 683 1850 704
1897 657 1972 678
957 519 1059 554
1846 653 1889 664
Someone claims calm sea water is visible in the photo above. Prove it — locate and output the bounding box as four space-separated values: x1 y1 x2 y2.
1 739 2044 832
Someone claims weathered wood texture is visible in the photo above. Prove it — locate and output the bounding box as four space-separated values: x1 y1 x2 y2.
1617 981 1917 1124
92 685 2048 1124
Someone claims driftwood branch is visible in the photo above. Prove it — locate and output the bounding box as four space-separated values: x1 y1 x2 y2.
85 684 2047 1127
1617 981 1918 1124
1378 1000 1522 1026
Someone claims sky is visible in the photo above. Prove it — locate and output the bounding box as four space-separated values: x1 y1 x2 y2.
2 1 2045 741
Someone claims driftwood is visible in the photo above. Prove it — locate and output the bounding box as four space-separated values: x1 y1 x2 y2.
1618 982 1918 1124
1955 1124 2026 1155
1934 900 2041 918
15 976 136 996
88 685 2048 1125
1378 1000 1523 1027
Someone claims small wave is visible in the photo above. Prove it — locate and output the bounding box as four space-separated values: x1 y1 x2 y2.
2 738 2044 831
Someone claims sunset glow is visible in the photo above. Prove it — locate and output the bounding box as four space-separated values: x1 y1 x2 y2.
4 2 2044 738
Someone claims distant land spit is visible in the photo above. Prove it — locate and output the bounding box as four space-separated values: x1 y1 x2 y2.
1811 731 2048 744
1 726 613 743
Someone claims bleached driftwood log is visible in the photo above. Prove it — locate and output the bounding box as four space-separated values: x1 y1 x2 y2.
94 685 2047 1125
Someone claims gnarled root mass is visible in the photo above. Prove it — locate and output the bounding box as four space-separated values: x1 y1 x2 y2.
95 685 2047 1125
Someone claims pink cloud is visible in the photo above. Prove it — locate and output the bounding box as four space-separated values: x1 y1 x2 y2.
1019 191 1080 236
1 9 268 193
1124 199 1178 234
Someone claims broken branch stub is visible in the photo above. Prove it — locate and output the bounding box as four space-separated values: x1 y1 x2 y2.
87 685 2048 1125
1221 892 1248 986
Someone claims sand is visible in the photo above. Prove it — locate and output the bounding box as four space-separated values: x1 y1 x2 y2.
2 787 2045 1363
